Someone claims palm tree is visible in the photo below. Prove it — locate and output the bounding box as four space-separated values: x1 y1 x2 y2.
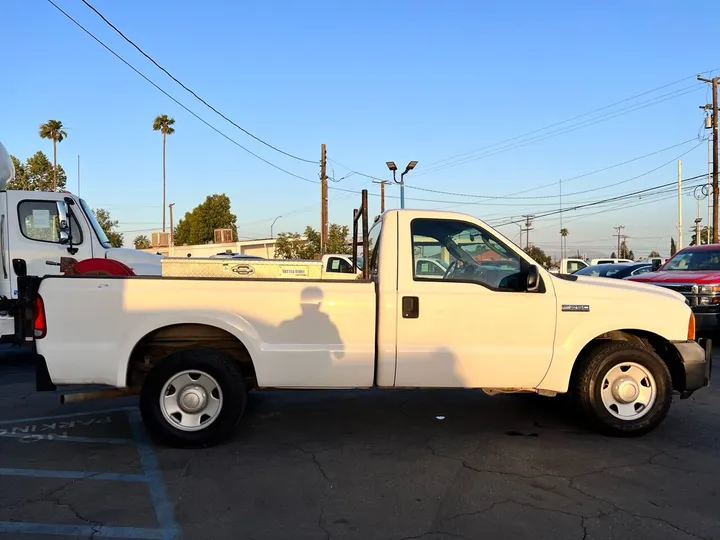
39 119 67 191
152 115 176 232
560 228 569 259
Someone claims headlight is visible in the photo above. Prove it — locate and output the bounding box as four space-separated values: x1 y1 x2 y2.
698 296 720 305
698 284 720 295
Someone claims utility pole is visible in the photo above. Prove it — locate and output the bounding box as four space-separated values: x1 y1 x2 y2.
523 215 534 250
168 203 175 248
373 180 390 213
677 160 683 248
709 139 713 244
559 178 564 260
320 144 328 253
613 225 625 257
698 75 718 242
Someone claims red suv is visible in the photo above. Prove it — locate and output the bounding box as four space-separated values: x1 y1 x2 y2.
627 244 720 335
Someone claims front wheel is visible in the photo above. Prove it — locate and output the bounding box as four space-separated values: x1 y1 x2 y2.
573 342 672 437
139 348 247 448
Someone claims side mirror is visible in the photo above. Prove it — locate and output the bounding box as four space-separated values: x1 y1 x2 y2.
56 201 70 244
527 265 540 292
652 259 661 271
12 259 27 278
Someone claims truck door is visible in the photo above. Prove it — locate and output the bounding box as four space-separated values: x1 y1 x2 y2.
5 192 92 296
394 215 556 389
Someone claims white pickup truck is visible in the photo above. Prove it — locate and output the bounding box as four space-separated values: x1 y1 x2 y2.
8 189 711 448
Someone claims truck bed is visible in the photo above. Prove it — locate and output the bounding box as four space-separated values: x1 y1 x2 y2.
36 275 376 389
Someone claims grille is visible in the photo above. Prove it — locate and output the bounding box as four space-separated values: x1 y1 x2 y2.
657 283 695 295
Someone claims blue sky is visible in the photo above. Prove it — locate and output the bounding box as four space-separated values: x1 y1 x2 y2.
2 0 717 257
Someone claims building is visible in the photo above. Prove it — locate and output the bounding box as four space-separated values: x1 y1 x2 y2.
141 238 279 259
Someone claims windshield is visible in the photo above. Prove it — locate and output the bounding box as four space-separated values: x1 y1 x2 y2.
663 250 720 271
80 198 111 249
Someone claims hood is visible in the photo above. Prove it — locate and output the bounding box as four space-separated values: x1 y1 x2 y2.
105 248 162 276
555 273 686 303
627 270 720 285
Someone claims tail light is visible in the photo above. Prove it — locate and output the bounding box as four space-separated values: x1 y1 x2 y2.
33 295 47 339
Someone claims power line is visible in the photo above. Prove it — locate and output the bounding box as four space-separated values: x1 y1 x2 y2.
46 0 319 186
78 0 315 164
416 71 718 175
405 142 704 200
490 174 708 227
415 85 704 176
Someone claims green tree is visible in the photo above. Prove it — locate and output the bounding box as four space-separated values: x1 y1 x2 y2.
274 226 321 259
173 194 237 245
560 227 569 259
611 252 617 258
327 223 351 254
524 245 551 267
93 208 123 248
689 226 713 246
152 114 175 232
619 239 634 260
39 119 67 191
670 238 677 256
5 151 66 191
274 224 351 259
648 250 661 258
133 235 151 249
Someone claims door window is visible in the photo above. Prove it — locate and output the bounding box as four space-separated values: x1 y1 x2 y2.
326 257 354 273
415 259 447 277
411 219 525 291
631 266 652 276
567 260 586 273
17 200 83 245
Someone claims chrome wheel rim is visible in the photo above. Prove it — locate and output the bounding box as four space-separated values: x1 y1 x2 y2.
600 362 656 420
160 370 223 431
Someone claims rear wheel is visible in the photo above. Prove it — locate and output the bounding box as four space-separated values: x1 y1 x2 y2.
139 348 247 448
573 342 672 436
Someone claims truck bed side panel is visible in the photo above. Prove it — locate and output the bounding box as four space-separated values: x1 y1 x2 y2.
36 277 377 389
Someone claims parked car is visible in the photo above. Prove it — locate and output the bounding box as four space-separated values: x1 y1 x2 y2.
574 262 653 280
628 244 720 335
555 257 634 274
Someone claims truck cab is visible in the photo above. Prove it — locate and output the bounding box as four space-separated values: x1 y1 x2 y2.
0 141 161 336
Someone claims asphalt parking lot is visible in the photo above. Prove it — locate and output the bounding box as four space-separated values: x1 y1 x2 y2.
0 347 719 540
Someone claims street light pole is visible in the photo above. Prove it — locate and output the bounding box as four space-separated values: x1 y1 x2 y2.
270 215 282 239
386 160 418 210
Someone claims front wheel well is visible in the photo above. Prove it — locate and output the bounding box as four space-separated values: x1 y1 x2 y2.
570 330 685 392
126 324 258 390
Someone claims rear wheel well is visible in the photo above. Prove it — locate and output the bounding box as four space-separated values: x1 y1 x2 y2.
570 330 685 392
127 324 257 390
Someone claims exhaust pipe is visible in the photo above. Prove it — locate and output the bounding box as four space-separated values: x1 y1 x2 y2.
60 387 140 404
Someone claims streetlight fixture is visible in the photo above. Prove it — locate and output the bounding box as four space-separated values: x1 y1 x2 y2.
386 160 418 209
270 215 282 239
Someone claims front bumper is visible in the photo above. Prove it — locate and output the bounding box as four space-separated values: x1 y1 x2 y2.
694 312 720 334
672 338 712 397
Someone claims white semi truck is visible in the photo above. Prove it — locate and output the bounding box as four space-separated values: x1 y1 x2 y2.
5 178 711 448
0 141 161 338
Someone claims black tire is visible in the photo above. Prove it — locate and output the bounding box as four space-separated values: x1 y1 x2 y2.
573 341 672 437
139 348 247 448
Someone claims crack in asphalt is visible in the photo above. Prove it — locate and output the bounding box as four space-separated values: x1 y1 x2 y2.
420 438 713 539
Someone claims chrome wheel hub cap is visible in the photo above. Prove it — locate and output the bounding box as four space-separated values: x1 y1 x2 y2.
600 362 657 421
160 370 223 432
